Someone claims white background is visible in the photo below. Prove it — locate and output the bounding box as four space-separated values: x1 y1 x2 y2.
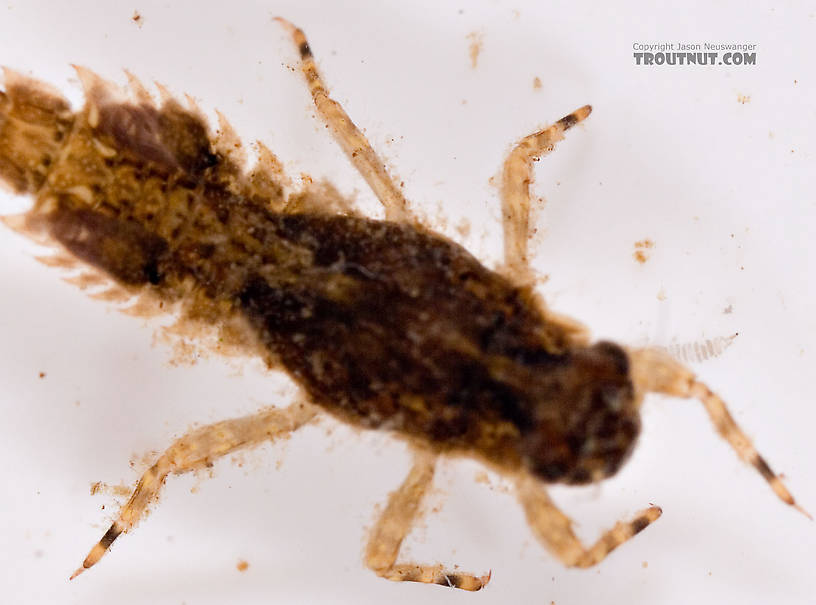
1 1 814 604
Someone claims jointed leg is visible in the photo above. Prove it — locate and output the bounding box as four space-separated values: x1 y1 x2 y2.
365 451 490 591
70 402 318 579
275 18 411 222
628 347 810 518
501 106 592 278
516 474 662 567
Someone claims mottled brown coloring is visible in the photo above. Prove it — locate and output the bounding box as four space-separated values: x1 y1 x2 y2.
0 69 638 487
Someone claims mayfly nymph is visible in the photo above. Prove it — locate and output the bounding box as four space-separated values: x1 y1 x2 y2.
0 18 807 592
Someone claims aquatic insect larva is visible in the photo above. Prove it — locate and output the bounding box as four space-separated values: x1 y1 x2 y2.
0 18 806 592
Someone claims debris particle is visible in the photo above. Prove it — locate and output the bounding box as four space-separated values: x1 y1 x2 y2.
236 559 249 572
131 10 143 28
38 371 46 378
656 287 666 301
533 76 542 90
737 94 750 104
466 32 483 68
633 239 654 264
723 304 733 314
642 561 648 568
455 218 471 238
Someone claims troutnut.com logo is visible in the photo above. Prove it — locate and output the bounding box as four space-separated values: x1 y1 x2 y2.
633 43 757 66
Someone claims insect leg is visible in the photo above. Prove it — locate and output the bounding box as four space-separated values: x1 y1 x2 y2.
365 450 490 591
275 18 411 222
69 401 318 580
516 474 662 567
628 347 811 519
500 106 592 277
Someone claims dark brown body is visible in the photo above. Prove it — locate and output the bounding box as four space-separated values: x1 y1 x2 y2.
1 70 640 485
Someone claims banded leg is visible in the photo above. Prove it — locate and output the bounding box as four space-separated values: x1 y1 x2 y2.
275 18 411 222
365 451 490 591
70 402 318 579
628 348 810 518
516 474 662 567
501 106 592 278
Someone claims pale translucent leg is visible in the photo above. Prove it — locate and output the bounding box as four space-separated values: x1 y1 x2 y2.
501 106 592 278
70 402 318 579
275 18 411 222
365 451 491 591
517 474 662 567
628 347 810 518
